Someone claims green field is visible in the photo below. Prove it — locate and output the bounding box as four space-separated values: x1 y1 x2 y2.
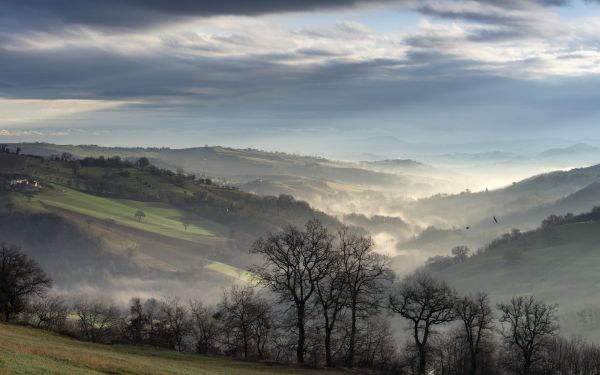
0 183 251 280
0 323 344 375
37 186 228 245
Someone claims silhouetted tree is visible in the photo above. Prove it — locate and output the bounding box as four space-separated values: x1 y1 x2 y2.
190 300 220 355
250 219 333 363
28 294 68 331
455 293 494 375
314 244 347 367
338 227 393 368
0 245 52 321
497 296 559 375
389 271 456 375
161 297 189 352
74 299 121 343
127 297 148 344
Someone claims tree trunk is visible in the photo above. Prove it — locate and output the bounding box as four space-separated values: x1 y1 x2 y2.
325 326 333 367
418 345 427 375
470 355 477 375
346 299 357 368
523 358 532 375
297 304 305 363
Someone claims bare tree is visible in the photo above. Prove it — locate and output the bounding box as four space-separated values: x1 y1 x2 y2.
250 219 333 363
190 300 221 355
497 296 559 375
0 245 52 321
144 298 162 346
161 297 189 352
339 227 393 368
127 297 148 344
455 293 494 375
389 271 456 375
29 294 68 331
314 247 347 367
216 286 272 359
74 299 122 343
217 286 258 358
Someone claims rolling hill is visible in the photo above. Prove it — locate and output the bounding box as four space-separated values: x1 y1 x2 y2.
430 210 600 338
8 142 462 205
0 152 344 300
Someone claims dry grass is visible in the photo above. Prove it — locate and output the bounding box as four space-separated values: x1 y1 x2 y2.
0 323 349 375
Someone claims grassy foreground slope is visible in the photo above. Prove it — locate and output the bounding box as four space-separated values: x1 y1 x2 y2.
0 324 344 375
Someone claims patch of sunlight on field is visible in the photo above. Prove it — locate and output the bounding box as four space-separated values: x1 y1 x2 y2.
37 185 229 245
205 261 254 282
325 181 366 193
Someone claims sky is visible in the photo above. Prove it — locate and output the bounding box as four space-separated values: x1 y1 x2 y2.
2 0 600 156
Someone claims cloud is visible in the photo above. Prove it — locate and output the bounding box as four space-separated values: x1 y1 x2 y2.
0 0 408 31
0 129 43 136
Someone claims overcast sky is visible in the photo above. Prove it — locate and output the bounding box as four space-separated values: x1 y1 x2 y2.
2 0 600 156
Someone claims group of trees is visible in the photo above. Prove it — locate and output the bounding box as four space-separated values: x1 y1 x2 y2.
0 144 20 154
4 219 600 375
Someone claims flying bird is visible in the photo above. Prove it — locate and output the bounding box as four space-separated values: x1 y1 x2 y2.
493 216 498 224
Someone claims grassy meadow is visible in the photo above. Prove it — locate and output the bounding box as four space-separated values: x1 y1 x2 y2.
0 323 345 375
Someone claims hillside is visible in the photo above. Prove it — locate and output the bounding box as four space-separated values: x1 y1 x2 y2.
430 210 600 336
9 143 462 204
0 323 347 375
0 152 344 299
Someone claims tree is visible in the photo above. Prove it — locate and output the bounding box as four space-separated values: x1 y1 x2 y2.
217 286 271 359
497 296 559 375
314 245 347 367
134 210 146 222
161 297 189 352
127 297 148 344
389 271 456 375
250 219 333 363
0 245 52 321
338 227 393 368
451 246 470 263
190 300 220 355
28 294 68 331
74 299 121 343
455 293 494 375
136 157 150 168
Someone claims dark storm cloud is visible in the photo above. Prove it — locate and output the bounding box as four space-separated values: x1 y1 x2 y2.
2 39 598 126
0 0 575 32
0 0 403 30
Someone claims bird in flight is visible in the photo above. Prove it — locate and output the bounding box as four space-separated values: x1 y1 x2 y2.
493 216 498 224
